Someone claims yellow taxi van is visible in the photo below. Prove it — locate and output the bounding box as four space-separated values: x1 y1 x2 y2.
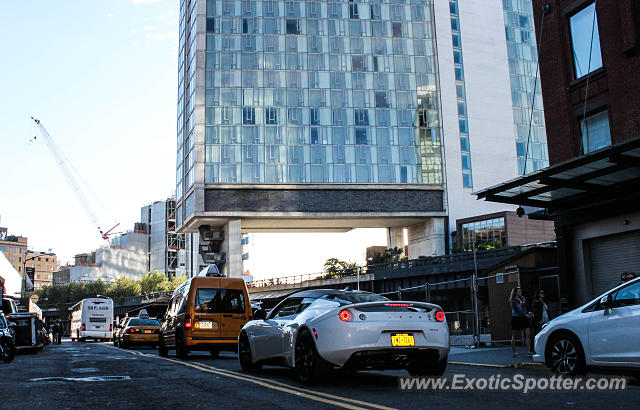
158 265 251 358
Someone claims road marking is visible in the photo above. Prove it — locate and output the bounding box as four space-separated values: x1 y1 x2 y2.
449 361 510 368
30 376 131 382
105 346 394 410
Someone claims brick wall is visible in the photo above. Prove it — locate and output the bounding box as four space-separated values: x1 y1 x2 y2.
533 0 640 165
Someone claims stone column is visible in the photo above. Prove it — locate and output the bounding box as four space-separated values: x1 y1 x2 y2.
387 227 404 254
407 218 446 258
223 219 243 278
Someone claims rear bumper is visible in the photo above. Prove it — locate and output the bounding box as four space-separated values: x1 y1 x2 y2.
123 334 159 344
186 336 237 351
343 348 444 371
79 331 112 339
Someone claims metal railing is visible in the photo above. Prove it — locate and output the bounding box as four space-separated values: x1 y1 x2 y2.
248 268 363 288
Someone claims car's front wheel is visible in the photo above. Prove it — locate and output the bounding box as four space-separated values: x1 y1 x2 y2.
0 337 16 363
294 329 327 385
238 332 261 372
408 355 448 376
547 333 586 375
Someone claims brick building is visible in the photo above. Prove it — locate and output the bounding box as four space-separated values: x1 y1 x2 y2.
477 1 640 307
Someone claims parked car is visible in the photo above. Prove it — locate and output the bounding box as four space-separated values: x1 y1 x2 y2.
534 277 640 378
238 289 449 384
0 313 16 363
115 311 161 348
159 264 251 359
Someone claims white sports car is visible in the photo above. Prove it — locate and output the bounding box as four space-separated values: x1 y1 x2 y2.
238 289 449 384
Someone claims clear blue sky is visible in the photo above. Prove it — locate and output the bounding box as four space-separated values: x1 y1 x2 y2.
0 0 387 277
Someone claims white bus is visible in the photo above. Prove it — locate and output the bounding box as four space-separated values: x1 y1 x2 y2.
70 298 114 342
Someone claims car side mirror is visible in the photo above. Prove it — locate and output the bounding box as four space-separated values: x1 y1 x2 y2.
254 309 267 320
600 294 613 310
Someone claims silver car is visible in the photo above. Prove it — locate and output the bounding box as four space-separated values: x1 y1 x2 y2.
239 289 449 384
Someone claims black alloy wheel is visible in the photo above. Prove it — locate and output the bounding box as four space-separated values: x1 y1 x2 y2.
547 333 586 375
238 333 261 372
294 329 326 385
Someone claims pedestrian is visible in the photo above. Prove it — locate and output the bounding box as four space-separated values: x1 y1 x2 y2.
509 286 534 357
620 271 637 284
52 320 61 344
532 289 551 334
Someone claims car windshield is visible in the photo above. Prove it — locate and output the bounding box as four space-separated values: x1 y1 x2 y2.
128 319 161 327
321 292 389 305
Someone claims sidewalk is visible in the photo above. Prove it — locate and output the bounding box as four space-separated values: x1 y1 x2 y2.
449 346 548 370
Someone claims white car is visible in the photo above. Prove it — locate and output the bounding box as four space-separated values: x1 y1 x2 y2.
238 289 449 384
534 277 640 378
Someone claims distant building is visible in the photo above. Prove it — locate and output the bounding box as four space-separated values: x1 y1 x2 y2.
0 217 28 276
53 265 70 286
140 199 185 278
25 251 57 290
69 246 148 283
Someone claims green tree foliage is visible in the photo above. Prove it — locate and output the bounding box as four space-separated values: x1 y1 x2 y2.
35 273 189 310
322 258 359 279
368 247 404 264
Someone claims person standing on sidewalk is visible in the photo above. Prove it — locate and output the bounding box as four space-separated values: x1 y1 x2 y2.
532 289 551 335
509 287 533 357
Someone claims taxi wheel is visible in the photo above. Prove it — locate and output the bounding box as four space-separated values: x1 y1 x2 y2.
120 339 129 349
209 349 220 358
158 335 168 357
113 339 119 347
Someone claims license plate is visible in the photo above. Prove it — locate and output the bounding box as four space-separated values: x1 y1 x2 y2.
144 330 152 334
198 321 213 329
391 333 415 347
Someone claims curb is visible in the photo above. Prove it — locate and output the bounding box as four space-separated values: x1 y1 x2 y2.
449 361 549 371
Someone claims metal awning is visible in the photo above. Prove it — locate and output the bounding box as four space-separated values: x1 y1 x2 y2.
476 139 640 213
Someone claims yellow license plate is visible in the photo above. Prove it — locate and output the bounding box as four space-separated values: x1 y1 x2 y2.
144 330 152 334
391 333 415 347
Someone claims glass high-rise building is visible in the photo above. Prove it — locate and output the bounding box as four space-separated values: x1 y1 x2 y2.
175 0 547 276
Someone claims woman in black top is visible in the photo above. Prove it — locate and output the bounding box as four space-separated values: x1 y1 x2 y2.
532 289 551 335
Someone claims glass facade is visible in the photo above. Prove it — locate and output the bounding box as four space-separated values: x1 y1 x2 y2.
448 0 472 188
184 0 443 186
502 0 548 174
461 217 506 251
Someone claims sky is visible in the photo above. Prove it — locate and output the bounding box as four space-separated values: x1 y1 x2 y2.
0 0 388 279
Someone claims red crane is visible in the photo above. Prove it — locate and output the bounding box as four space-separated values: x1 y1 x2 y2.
31 117 121 242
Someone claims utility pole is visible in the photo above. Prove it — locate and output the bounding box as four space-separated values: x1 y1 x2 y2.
471 232 481 348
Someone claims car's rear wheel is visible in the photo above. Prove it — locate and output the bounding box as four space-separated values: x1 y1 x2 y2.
158 334 168 357
209 349 220 358
547 333 586 376
113 339 118 347
120 339 129 349
294 329 327 385
408 355 448 376
238 333 261 372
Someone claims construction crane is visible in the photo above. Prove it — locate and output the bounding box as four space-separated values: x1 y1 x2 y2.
31 116 120 242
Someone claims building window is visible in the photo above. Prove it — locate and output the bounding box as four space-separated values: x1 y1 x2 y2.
461 218 506 252
569 3 603 79
581 110 611 153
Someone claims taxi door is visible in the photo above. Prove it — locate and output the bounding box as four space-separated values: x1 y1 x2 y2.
218 286 249 342
191 278 222 340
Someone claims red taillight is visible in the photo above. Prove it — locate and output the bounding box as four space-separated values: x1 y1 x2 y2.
110 324 113 331
386 303 412 307
129 328 135 333
81 324 86 331
339 309 351 322
184 315 192 329
435 311 445 322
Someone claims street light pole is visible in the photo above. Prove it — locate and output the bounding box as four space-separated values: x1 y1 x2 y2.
471 231 481 348
22 254 39 299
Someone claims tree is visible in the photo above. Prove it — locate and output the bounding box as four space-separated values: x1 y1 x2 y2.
323 258 359 278
369 247 404 264
139 271 172 293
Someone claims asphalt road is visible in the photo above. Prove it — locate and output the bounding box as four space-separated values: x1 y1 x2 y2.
1 339 637 409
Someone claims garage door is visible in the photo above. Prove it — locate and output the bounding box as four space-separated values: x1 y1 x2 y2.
588 230 640 297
